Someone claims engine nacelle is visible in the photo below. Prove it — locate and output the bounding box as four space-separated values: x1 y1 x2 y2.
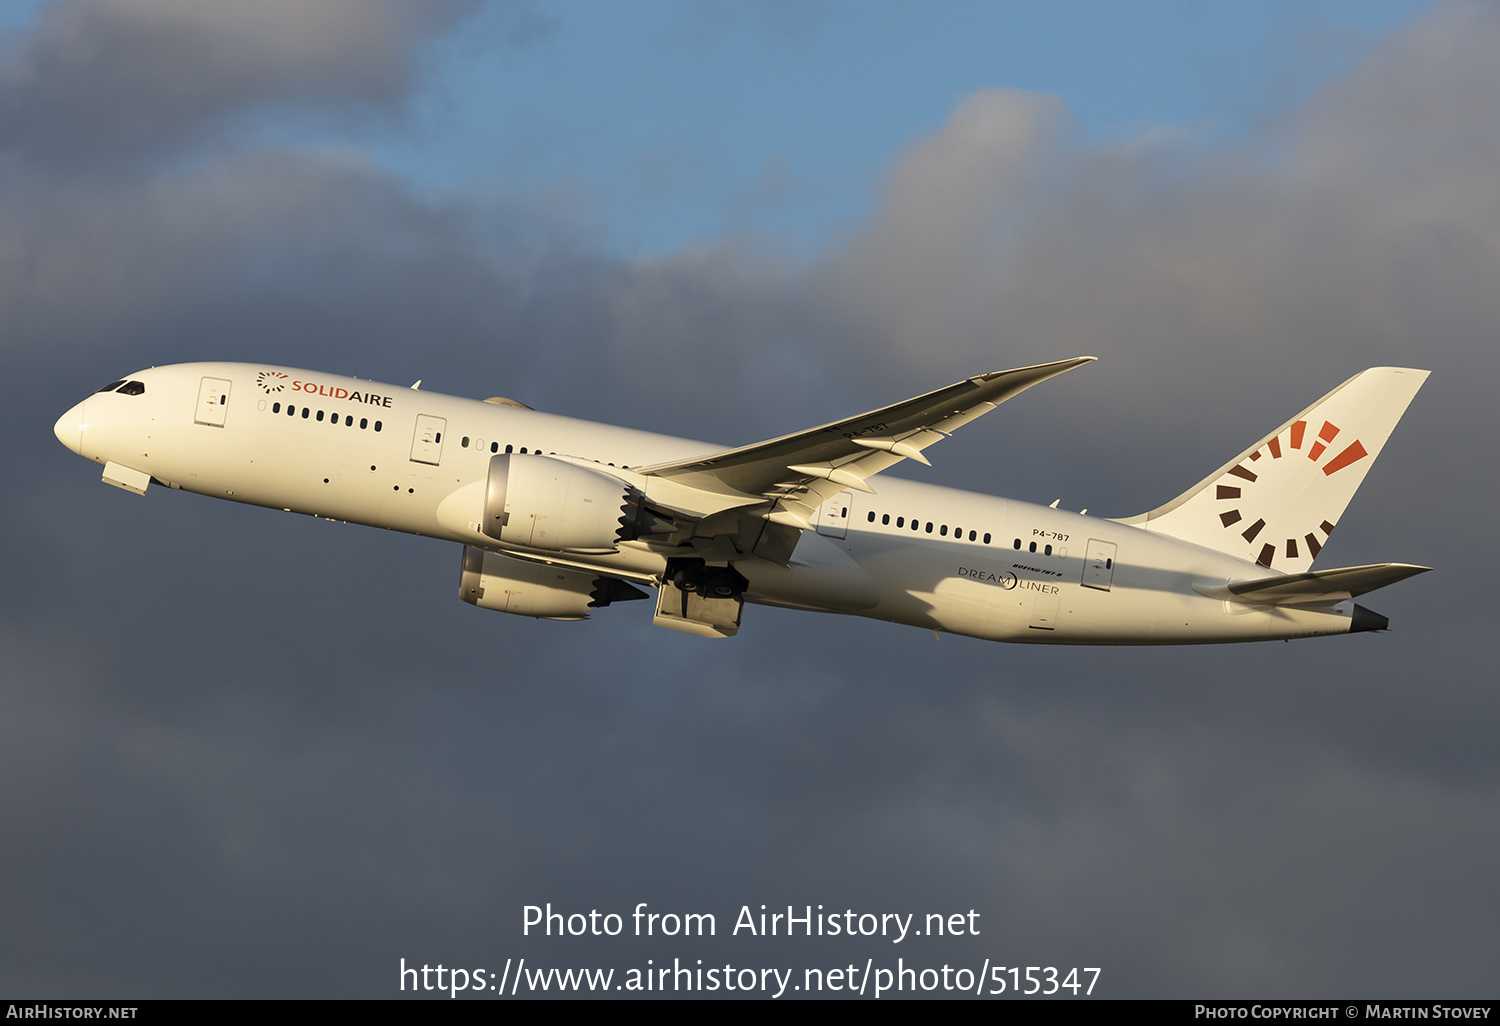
459 546 648 620
481 453 631 553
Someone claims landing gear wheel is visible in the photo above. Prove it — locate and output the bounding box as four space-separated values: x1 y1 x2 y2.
672 566 707 594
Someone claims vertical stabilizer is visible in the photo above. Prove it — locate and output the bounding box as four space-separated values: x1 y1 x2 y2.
1117 367 1428 573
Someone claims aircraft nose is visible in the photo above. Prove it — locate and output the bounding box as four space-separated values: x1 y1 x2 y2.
54 399 85 455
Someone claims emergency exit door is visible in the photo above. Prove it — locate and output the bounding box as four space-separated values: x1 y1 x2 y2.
815 491 855 539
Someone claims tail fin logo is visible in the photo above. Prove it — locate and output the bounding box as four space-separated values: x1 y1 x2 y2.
1216 419 1368 568
1121 367 1427 576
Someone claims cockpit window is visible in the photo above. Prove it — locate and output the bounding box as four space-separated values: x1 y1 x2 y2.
95 380 127 393
116 380 146 395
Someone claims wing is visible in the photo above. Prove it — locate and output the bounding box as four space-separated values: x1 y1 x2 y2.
634 357 1095 561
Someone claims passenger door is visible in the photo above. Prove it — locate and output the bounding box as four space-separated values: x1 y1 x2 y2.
410 415 447 465
1081 539 1118 592
194 377 232 427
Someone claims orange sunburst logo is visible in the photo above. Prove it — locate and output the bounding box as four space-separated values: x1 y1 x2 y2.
1215 419 1368 568
256 371 289 394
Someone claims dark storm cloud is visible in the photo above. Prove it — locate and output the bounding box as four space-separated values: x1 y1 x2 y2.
810 3 1500 515
4 0 1499 999
0 0 482 169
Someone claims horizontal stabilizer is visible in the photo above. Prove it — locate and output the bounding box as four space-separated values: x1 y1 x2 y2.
1195 563 1431 606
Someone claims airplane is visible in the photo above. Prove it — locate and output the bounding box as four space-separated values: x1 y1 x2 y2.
53 358 1430 644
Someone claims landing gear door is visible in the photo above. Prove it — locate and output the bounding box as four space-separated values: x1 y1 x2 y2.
194 377 232 427
1082 539 1118 592
815 490 854 540
410 415 446 466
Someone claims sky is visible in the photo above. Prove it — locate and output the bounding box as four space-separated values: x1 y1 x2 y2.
3 0 1497 1000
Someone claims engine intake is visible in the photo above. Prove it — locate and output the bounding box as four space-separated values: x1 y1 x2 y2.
482 453 632 553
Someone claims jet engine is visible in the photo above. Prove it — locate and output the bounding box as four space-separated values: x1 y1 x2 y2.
480 454 671 553
459 546 648 620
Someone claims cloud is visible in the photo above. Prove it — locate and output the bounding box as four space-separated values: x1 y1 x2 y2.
819 88 1071 354
5 0 1500 999
802 3 1500 523
0 0 482 169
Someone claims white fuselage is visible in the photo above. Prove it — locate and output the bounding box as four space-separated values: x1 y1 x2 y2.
55 363 1364 644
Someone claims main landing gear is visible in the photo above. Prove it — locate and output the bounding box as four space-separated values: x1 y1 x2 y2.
653 557 749 638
